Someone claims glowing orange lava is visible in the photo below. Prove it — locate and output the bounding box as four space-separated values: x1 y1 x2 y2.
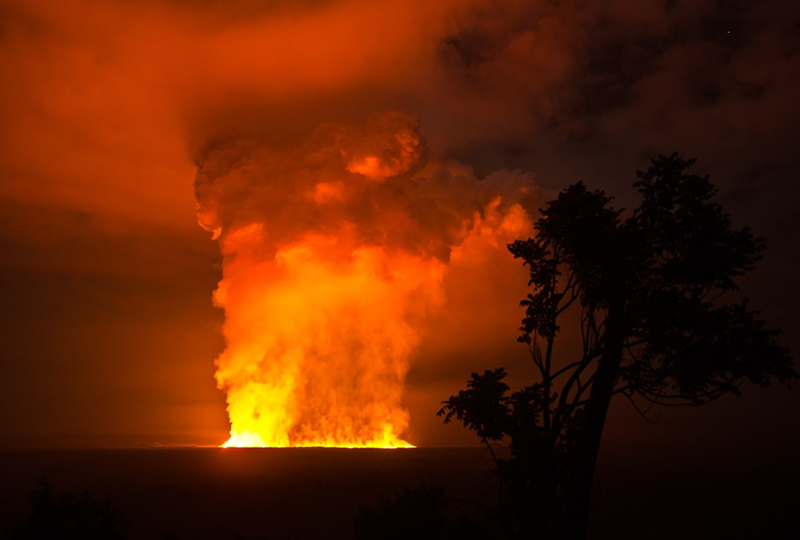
213 226 444 448
194 112 535 448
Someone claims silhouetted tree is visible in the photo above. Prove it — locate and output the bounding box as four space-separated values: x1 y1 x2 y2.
5 478 126 540
439 154 796 540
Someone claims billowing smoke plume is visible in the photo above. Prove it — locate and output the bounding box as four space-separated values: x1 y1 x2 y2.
194 111 539 447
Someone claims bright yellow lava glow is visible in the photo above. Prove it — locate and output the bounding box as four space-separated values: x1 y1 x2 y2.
221 429 414 449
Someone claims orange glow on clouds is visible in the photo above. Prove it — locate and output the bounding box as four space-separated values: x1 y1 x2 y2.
195 112 537 447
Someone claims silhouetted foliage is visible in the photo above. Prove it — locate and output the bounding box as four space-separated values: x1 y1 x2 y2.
439 154 796 540
354 484 445 540
354 483 497 540
5 478 127 540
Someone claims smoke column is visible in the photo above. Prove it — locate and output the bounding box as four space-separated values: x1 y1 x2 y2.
194 112 538 447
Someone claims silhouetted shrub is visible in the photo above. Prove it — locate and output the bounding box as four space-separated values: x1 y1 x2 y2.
5 478 126 540
354 483 497 540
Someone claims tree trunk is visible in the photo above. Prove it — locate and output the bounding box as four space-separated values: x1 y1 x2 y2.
564 300 625 540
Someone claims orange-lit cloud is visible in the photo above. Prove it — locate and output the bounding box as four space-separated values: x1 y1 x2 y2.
1 0 798 448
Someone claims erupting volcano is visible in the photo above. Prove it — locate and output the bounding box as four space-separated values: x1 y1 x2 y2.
194 112 537 447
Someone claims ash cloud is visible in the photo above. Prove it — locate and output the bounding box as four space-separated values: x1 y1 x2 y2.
194 111 539 264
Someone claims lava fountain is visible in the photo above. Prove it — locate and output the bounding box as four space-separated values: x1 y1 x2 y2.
194 112 537 447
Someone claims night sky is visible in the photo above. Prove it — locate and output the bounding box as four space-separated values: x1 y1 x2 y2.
1 0 798 454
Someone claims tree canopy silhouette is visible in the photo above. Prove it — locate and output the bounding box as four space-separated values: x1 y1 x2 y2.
439 153 796 540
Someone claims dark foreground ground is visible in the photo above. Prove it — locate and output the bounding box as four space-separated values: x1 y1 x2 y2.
0 446 797 539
